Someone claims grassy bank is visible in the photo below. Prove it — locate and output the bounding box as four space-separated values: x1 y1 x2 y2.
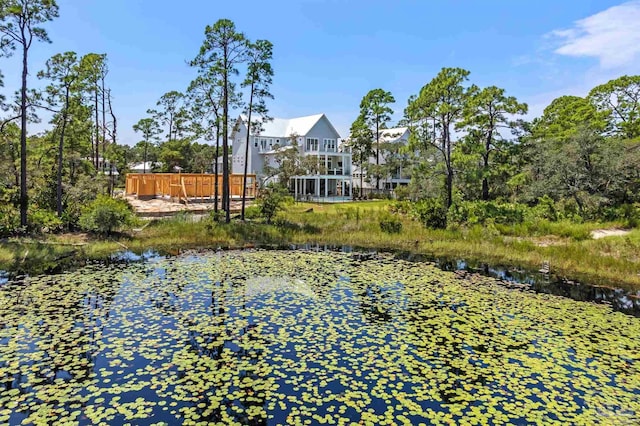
1 200 639 290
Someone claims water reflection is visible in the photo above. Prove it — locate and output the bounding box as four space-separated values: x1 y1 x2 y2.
0 251 638 425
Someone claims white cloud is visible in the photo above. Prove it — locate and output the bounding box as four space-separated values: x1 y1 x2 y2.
550 1 640 69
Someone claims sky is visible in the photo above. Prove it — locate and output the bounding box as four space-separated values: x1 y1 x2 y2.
2 0 640 145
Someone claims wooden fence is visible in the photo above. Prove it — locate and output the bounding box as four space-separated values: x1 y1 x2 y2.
125 173 257 203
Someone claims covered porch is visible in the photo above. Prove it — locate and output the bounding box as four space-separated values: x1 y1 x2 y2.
291 175 353 203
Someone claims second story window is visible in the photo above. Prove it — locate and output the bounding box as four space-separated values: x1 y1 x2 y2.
323 139 336 152
306 138 319 151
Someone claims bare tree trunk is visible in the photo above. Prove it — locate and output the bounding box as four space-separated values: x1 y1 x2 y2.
19 42 29 227
94 84 99 170
444 124 453 209
222 46 230 223
241 85 254 220
214 125 220 214
101 75 107 173
482 151 490 201
108 89 117 196
375 117 380 190
57 87 70 217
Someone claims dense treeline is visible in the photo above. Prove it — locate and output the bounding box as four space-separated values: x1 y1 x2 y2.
0 3 274 234
0 1 638 238
351 70 640 226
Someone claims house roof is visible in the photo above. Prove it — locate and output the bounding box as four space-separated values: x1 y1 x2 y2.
240 113 328 138
379 127 409 142
345 127 409 143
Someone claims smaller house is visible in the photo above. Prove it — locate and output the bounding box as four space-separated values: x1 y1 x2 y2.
351 127 411 191
129 161 162 174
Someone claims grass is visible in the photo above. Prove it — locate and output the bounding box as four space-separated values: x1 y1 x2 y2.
1 199 639 290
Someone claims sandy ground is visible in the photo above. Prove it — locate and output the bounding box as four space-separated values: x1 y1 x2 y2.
126 196 252 218
591 229 632 239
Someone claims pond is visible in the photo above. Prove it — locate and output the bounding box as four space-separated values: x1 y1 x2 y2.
1 250 638 425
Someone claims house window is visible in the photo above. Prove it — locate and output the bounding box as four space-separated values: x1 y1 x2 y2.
254 137 259 148
260 138 268 150
306 138 319 151
323 139 336 152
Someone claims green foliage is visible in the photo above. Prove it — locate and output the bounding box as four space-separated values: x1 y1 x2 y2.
530 96 607 142
448 200 527 226
589 75 640 139
405 67 471 208
28 207 63 234
410 198 448 229
394 185 410 201
378 213 403 234
257 184 291 224
529 195 559 222
79 196 134 235
0 204 19 237
243 205 261 220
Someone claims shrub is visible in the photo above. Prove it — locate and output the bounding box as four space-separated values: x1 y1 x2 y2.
28 208 63 234
0 204 20 237
410 198 448 229
394 185 410 201
619 203 640 228
529 195 559 222
79 196 134 235
257 184 292 224
244 205 261 220
379 213 403 234
448 201 526 226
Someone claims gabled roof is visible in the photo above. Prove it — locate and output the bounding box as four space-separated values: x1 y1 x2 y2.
239 113 334 138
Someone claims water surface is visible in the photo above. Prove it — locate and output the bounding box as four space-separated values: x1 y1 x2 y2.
0 250 638 425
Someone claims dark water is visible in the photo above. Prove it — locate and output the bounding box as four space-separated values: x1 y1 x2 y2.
1 250 639 425
288 243 640 317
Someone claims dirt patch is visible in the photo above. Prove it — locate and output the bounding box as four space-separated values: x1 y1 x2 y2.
591 229 632 239
126 196 251 217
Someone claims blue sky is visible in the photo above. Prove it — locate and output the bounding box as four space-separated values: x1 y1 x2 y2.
2 0 640 144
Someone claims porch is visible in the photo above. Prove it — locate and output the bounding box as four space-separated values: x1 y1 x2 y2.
291 175 353 202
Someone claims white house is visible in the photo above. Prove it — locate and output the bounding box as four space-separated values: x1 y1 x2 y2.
351 127 411 191
231 113 353 201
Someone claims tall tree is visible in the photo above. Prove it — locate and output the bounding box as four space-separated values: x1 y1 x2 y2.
530 95 607 142
191 19 248 223
348 115 373 196
460 85 527 200
0 0 59 227
188 71 232 215
240 39 273 220
405 67 470 208
149 90 185 143
37 51 80 216
588 75 640 139
79 53 107 170
133 117 161 173
357 89 395 190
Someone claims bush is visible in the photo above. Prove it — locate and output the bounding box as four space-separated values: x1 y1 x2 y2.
448 201 526 226
28 208 63 234
379 213 403 234
621 203 640 228
62 174 109 230
257 184 292 224
410 198 448 229
529 195 559 222
0 204 20 237
244 205 261 220
79 196 134 235
394 186 410 201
